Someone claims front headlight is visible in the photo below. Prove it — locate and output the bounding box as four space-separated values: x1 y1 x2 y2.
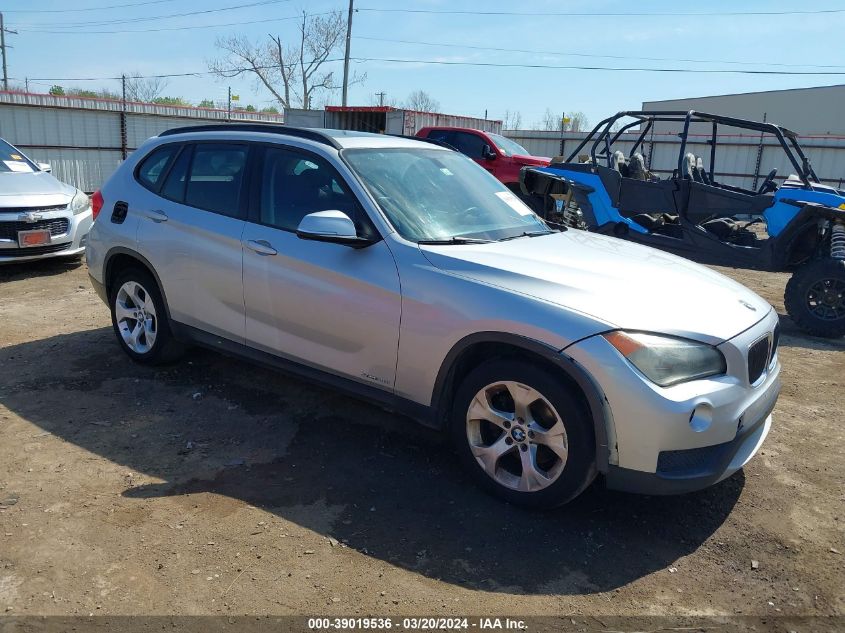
70 189 90 215
604 330 726 387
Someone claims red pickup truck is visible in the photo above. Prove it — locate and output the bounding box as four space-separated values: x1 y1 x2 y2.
415 127 550 192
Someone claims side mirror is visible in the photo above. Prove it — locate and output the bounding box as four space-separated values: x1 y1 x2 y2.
296 210 374 248
482 144 497 160
38 162 52 173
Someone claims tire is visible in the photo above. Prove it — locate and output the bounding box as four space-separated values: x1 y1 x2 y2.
784 258 845 338
109 267 184 364
450 359 597 508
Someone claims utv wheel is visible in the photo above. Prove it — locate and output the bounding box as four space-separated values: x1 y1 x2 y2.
110 268 183 364
784 258 845 338
450 360 596 508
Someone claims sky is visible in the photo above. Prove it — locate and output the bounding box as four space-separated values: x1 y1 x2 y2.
3 0 845 128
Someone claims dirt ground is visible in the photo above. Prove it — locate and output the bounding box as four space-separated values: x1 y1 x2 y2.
0 258 842 619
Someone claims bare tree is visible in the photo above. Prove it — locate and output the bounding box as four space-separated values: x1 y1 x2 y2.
503 109 522 130
534 108 560 131
405 90 440 112
567 111 589 132
124 73 168 103
533 108 589 132
208 10 364 110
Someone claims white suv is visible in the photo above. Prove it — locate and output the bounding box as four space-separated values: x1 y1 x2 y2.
86 125 781 508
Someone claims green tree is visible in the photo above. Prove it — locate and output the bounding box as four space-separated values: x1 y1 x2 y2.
198 99 215 108
152 96 191 106
260 106 280 114
49 85 65 96
245 104 256 112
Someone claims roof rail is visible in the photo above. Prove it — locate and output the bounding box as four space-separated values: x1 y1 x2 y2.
158 123 342 149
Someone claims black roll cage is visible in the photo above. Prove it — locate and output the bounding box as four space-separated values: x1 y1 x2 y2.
565 110 820 188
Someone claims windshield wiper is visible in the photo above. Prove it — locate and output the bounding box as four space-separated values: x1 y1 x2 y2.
497 230 555 242
417 236 494 245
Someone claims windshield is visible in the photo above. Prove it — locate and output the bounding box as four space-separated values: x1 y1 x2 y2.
0 139 36 173
344 147 550 242
489 133 529 157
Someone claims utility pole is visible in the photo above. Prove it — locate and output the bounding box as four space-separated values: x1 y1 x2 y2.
375 91 385 107
0 13 17 92
227 87 232 122
120 75 128 160
341 0 354 106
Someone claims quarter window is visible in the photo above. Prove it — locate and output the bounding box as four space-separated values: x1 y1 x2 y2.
184 144 248 217
137 145 179 191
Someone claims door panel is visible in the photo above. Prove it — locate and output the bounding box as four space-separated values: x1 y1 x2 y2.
243 229 401 386
136 142 247 342
242 145 401 387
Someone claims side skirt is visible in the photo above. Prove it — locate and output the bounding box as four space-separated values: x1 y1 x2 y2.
170 322 436 428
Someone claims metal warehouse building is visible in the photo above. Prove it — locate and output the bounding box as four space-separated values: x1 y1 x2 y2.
508 85 845 191
0 91 283 193
642 84 845 136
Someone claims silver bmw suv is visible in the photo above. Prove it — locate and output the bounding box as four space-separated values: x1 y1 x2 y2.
86 125 781 508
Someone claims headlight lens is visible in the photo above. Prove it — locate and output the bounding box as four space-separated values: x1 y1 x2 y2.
70 189 90 215
604 330 726 387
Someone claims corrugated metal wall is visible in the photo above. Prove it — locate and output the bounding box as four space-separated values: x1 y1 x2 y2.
0 92 283 192
504 129 845 190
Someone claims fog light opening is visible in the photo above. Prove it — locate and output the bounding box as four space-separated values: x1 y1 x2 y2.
689 404 713 433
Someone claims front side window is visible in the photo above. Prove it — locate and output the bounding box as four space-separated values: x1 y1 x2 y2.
184 144 248 217
450 132 487 159
137 144 179 190
344 148 549 242
260 146 362 233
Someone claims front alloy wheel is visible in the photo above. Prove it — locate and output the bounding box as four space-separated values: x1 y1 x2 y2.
451 360 596 508
466 381 568 492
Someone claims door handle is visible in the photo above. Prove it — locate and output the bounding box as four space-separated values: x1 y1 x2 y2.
144 209 168 223
245 239 278 256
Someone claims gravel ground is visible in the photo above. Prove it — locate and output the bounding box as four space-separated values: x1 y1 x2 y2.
0 258 842 619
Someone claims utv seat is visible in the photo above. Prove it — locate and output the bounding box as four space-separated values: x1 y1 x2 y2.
611 150 630 177
695 157 711 185
628 153 648 180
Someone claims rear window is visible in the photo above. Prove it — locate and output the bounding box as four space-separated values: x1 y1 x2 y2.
137 144 179 190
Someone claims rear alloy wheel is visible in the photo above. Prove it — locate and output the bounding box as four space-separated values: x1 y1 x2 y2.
785 258 845 338
451 360 596 508
110 268 183 364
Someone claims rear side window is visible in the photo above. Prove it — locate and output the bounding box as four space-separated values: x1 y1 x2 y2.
424 129 454 145
137 145 179 191
184 144 248 217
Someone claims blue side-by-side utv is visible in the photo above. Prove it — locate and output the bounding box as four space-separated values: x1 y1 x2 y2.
521 110 845 337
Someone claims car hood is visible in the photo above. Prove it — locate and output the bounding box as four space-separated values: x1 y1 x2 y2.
511 154 550 166
419 230 771 344
0 171 75 207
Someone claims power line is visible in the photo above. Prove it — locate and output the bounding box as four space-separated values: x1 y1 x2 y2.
16 10 338 34
355 35 845 71
355 57 845 76
357 7 845 17
13 56 845 84
14 0 296 29
3 0 180 13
